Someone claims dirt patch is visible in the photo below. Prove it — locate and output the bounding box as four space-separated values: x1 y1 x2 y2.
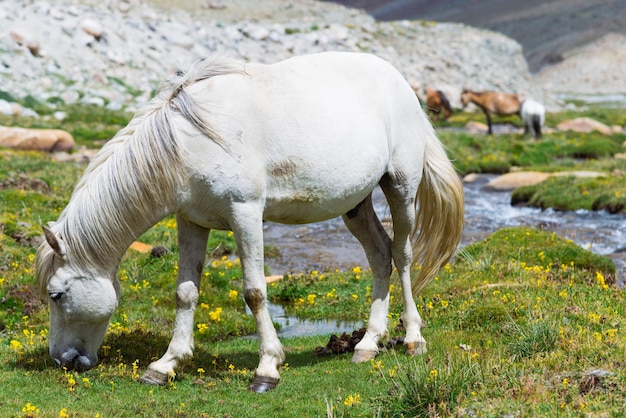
2 284 45 316
0 172 49 193
9 229 42 247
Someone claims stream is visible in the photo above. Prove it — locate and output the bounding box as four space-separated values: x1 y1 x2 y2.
259 174 626 337
263 175 626 278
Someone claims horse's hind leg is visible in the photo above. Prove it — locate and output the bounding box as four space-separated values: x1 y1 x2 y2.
342 194 393 363
379 175 427 356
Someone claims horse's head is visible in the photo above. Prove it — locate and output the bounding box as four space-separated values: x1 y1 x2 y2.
36 226 120 372
460 89 471 107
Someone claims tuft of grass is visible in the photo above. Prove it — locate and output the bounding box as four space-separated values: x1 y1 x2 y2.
507 320 558 358
460 227 616 280
376 354 482 417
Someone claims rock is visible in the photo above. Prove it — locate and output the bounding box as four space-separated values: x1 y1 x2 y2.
465 121 489 134
265 275 283 283
462 173 492 184
9 28 40 56
0 126 75 152
551 171 604 179
150 246 170 258
579 369 614 394
0 100 14 115
484 170 605 191
163 32 195 50
556 117 613 135
51 148 97 163
128 241 151 253
485 171 552 191
80 18 104 39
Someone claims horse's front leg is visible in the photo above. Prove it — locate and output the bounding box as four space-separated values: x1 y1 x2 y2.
485 112 494 135
140 216 209 385
231 202 284 393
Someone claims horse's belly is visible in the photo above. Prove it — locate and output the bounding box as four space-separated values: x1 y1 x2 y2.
262 157 385 224
263 189 373 224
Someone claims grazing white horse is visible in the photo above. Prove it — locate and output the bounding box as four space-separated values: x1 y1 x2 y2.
36 52 464 392
520 98 546 139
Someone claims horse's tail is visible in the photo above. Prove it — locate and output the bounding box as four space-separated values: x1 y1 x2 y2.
532 114 542 139
410 120 464 296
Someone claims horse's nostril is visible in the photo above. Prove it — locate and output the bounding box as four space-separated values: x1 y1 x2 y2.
60 348 80 370
75 356 95 372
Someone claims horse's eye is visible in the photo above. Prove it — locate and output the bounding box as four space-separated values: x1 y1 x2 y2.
49 292 64 301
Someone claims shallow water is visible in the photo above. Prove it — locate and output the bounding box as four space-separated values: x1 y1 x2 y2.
556 93 626 109
246 301 364 338
263 175 626 282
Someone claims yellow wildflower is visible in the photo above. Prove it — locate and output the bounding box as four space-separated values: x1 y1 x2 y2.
343 393 361 406
209 307 223 321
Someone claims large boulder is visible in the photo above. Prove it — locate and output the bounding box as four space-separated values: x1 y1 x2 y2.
557 117 613 135
484 170 606 191
484 171 551 191
0 126 75 151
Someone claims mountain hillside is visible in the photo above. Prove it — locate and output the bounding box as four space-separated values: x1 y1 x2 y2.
0 0 535 113
324 0 626 73
1 0 623 117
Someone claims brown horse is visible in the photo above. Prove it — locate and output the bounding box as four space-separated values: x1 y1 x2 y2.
460 89 521 134
424 87 452 121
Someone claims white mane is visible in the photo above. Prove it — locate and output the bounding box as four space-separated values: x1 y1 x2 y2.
36 55 245 292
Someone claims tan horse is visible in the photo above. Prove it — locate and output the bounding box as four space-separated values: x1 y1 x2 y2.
460 89 521 134
424 87 452 121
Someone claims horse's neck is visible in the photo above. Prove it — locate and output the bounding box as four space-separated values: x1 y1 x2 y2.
61 151 178 271
61 192 170 272
471 94 489 111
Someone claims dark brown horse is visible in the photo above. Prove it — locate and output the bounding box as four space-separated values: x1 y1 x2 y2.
410 84 453 121
460 89 521 134
424 87 452 121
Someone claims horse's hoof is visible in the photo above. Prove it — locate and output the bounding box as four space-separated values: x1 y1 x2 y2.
247 374 280 393
351 349 378 363
138 369 168 385
405 341 427 356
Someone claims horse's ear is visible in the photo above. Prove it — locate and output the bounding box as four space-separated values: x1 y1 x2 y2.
43 226 67 259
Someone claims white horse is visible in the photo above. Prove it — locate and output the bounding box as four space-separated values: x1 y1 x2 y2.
520 98 546 139
35 51 464 392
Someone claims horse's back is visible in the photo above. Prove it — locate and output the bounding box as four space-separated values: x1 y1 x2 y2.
521 99 545 117
178 52 427 224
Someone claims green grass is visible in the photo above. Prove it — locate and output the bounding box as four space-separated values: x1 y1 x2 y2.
2 219 624 416
1 105 626 416
512 174 626 213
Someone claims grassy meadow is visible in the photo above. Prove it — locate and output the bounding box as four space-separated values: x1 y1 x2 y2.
1 103 626 416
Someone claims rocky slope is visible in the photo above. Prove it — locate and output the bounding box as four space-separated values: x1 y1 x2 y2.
328 0 626 74
1 0 539 114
